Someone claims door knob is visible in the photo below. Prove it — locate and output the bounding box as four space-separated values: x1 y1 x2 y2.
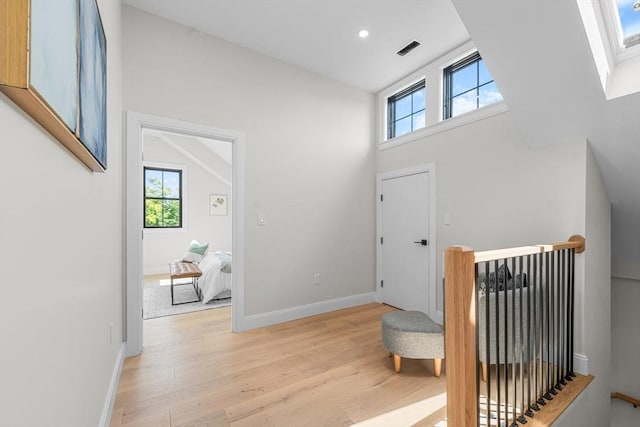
413 239 428 246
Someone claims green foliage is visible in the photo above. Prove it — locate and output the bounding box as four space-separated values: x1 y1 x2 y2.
144 175 181 227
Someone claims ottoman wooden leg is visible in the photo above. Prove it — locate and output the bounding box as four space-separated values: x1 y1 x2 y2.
434 358 442 377
393 354 401 373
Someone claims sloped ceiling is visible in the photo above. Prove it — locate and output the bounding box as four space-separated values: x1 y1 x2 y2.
451 0 640 266
124 0 639 266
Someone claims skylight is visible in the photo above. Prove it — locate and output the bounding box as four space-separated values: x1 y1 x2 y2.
577 0 640 99
614 0 640 49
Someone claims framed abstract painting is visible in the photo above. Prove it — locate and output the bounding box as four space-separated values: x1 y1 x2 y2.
0 0 107 172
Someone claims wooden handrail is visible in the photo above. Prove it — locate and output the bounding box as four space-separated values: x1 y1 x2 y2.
474 235 585 263
475 245 543 263
612 392 640 408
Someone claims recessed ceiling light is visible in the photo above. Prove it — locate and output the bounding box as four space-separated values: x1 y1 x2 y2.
358 30 369 38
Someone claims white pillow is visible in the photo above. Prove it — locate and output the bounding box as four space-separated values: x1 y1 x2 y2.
182 240 209 263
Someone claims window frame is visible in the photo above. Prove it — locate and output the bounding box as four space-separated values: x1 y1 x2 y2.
377 41 508 150
600 0 640 62
143 165 184 229
386 79 426 140
443 51 499 120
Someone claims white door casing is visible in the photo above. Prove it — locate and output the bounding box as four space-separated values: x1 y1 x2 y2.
125 111 246 357
376 164 439 322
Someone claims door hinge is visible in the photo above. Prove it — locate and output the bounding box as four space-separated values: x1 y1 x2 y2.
380 237 383 244
381 280 384 288
380 194 383 202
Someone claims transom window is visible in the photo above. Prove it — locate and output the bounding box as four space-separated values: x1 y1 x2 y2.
387 80 426 139
144 167 182 228
443 52 503 119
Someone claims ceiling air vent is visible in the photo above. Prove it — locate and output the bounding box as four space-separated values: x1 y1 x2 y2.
397 40 421 56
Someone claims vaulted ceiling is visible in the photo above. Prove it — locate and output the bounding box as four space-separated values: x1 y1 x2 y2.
124 0 640 266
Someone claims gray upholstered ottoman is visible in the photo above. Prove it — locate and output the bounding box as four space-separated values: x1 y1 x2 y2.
381 311 445 376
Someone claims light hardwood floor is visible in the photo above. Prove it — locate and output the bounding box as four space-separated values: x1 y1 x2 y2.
110 303 447 426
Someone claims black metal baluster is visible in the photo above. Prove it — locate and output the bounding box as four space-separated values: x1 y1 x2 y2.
484 261 492 423
495 259 502 427
510 257 518 427
559 250 567 386
475 263 482 427
503 258 512 427
544 252 554 401
524 254 535 418
517 256 527 424
532 253 542 411
554 251 563 393
568 248 576 379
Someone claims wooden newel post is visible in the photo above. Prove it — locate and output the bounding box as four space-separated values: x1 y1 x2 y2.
445 245 478 427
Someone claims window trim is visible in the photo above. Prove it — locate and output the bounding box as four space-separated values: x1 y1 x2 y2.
443 51 498 120
577 0 640 100
377 41 507 150
386 79 426 139
599 0 640 61
143 163 186 230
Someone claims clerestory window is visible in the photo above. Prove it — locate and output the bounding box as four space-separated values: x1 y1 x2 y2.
443 52 503 120
387 80 426 139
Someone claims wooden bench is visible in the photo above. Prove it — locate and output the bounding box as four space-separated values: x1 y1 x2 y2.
169 261 202 305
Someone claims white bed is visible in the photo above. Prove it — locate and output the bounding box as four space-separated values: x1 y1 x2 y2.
197 251 232 304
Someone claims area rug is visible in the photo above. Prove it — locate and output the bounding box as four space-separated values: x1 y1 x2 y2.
143 279 231 320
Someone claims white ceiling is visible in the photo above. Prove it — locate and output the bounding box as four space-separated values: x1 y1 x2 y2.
123 0 470 92
452 0 640 264
125 0 639 263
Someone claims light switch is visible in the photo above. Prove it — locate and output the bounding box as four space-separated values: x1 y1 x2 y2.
258 213 266 226
444 213 452 225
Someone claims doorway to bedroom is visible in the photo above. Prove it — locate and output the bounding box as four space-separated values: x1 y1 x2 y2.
125 112 246 357
141 129 233 320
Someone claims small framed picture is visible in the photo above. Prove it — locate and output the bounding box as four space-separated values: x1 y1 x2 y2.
209 194 227 216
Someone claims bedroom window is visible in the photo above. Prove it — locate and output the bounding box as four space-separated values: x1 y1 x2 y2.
144 166 183 228
443 51 503 119
387 79 426 139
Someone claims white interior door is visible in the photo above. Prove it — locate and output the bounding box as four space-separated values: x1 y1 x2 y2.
380 172 430 312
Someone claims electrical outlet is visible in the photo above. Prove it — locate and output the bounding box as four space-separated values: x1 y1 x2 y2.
313 273 320 285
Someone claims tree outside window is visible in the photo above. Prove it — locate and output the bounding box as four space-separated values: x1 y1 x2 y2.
144 167 182 228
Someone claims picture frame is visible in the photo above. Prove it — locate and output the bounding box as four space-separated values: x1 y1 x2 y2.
0 0 107 172
209 194 228 216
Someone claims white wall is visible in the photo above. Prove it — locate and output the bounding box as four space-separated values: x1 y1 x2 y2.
142 136 232 274
577 143 611 425
610 276 640 426
377 112 588 311
378 112 613 424
0 1 123 426
554 144 612 426
123 6 375 316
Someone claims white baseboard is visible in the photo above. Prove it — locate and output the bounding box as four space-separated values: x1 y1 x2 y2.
99 343 125 427
241 292 376 331
574 353 589 375
143 266 168 276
